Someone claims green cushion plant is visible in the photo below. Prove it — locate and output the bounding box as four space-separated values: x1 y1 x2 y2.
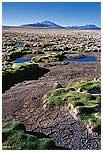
43 79 101 134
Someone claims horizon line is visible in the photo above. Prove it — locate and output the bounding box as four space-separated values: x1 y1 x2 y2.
2 20 101 28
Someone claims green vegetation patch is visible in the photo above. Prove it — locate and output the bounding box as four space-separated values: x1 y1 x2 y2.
2 62 49 92
67 79 100 93
43 79 101 133
3 62 38 79
80 113 101 134
3 47 32 62
32 53 65 63
2 122 57 150
46 88 68 107
2 122 26 143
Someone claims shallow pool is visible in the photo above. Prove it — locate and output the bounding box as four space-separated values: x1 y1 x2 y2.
15 42 24 48
15 57 31 63
63 56 96 62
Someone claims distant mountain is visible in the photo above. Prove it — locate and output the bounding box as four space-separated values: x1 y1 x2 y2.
21 20 63 28
66 24 100 30
2 25 19 29
39 20 61 27
3 22 100 30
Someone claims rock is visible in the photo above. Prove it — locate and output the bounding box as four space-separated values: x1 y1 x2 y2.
53 82 63 89
77 88 83 92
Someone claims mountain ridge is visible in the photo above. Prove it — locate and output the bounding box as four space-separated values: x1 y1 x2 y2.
3 20 100 29
66 24 100 29
21 20 62 28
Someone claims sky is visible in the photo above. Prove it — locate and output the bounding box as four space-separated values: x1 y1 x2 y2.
2 2 101 27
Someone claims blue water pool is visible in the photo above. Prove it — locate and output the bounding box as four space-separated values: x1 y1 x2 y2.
15 57 31 63
64 56 96 62
15 42 24 48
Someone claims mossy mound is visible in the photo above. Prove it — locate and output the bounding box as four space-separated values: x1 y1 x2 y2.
43 44 70 52
2 62 49 92
2 122 26 143
32 53 64 63
2 122 58 150
3 47 32 62
67 79 101 93
3 121 26 133
43 79 101 134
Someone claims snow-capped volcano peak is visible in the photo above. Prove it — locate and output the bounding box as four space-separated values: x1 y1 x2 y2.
40 20 57 26
35 20 61 27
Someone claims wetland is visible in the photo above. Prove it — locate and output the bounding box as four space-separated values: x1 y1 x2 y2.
2 28 101 150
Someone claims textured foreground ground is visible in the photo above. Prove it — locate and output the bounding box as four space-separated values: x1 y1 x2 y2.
2 58 101 149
